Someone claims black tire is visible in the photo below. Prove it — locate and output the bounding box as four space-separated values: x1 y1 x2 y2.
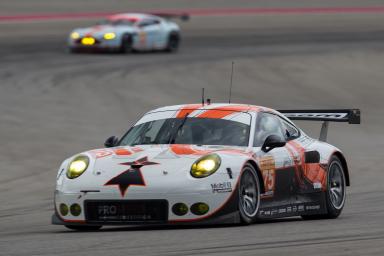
120 34 133 54
165 32 180 52
65 225 102 231
238 164 261 224
302 156 346 220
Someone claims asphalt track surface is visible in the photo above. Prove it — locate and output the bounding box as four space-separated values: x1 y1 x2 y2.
1 1 384 255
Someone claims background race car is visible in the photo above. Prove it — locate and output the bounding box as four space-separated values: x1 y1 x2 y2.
68 13 189 53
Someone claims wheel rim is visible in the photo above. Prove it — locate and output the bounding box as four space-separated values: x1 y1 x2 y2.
169 37 178 50
239 169 260 217
123 36 132 52
328 161 346 210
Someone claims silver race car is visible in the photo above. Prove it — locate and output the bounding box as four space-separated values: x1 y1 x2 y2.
68 13 189 53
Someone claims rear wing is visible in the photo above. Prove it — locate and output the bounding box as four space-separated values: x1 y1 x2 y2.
278 109 361 142
151 12 190 21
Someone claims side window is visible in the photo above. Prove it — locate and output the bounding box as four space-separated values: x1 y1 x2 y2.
280 119 300 141
253 113 285 147
126 119 166 145
138 19 160 28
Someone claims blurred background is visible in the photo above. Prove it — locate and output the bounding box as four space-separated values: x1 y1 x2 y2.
1 1 384 255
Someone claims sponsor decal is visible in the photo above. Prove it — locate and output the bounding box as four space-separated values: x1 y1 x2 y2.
211 182 232 193
139 31 146 46
98 205 117 215
263 210 271 216
306 205 321 210
104 156 159 196
283 113 348 119
313 182 322 189
259 156 276 194
259 203 322 217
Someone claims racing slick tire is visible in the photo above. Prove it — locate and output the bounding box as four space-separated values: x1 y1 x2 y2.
120 34 133 54
302 156 346 220
65 225 102 231
238 164 261 224
165 32 180 52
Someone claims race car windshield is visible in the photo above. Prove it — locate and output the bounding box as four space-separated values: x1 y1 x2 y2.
119 117 250 147
99 19 135 26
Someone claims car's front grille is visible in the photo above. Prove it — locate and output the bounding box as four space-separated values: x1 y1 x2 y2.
84 200 168 224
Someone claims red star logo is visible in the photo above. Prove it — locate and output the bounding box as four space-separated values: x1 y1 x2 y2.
104 156 159 197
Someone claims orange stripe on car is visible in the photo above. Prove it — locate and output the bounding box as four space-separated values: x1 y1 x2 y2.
176 104 202 118
113 148 132 156
170 144 210 155
197 105 257 119
285 143 304 186
288 141 327 189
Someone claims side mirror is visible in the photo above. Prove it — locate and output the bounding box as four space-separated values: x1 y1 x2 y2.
261 135 286 152
104 136 119 148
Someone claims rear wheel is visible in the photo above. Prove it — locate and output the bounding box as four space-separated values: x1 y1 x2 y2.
120 34 133 53
165 32 180 52
302 156 346 220
65 225 102 231
238 164 261 224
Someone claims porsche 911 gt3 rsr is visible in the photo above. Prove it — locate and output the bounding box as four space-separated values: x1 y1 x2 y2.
52 104 360 230
68 13 188 53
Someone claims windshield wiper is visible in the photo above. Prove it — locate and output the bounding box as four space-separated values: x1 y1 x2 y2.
169 113 189 144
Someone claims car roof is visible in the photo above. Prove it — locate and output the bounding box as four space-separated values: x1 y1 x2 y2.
148 103 278 115
107 13 160 22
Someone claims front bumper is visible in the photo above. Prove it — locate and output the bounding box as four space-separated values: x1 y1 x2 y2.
53 187 240 226
68 37 121 52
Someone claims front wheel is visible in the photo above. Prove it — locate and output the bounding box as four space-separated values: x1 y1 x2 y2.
302 156 346 220
120 34 133 54
238 164 261 224
165 33 180 52
65 225 102 231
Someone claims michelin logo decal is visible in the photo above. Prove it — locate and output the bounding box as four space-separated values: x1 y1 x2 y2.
211 182 232 193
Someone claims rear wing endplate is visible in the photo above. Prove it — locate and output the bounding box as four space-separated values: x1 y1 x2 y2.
278 109 361 142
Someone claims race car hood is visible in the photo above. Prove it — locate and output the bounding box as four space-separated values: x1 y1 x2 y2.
72 25 135 38
59 144 250 194
86 144 249 162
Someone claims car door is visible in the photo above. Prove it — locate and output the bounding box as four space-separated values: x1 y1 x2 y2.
279 117 324 193
137 19 161 50
278 117 305 190
252 112 298 199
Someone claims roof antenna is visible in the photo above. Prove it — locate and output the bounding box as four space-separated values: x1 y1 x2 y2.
228 61 234 103
202 88 205 106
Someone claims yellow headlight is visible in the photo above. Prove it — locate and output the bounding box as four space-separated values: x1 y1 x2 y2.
67 155 89 179
81 37 95 45
191 154 221 178
70 32 80 39
103 32 116 40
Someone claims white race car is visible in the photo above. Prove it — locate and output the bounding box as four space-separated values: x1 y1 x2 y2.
52 104 360 230
68 13 188 53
